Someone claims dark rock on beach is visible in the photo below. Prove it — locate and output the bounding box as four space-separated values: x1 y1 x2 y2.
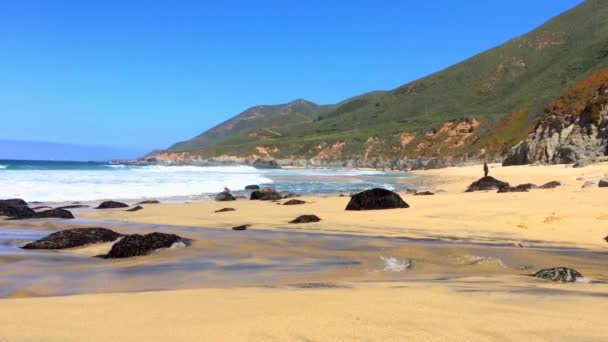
34 208 75 219
96 201 129 209
539 181 561 189
466 176 510 192
345 188 409 211
289 215 321 223
0 202 36 219
232 224 250 231
534 267 583 282
250 187 282 201
215 191 236 201
515 183 538 191
215 208 236 213
497 186 528 193
245 185 260 190
136 200 160 205
414 191 434 196
0 199 28 206
283 199 306 205
599 179 608 187
283 193 301 199
252 159 281 169
100 232 189 259
126 206 143 212
22 228 122 250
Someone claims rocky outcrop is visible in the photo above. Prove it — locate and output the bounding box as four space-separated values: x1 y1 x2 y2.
345 188 409 211
96 201 129 209
534 267 583 282
504 80 608 166
99 232 189 259
252 159 281 169
22 228 122 250
465 176 510 192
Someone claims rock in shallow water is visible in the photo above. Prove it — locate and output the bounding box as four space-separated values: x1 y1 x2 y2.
99 232 190 259
465 176 510 192
22 228 122 249
0 203 36 219
96 201 129 209
289 215 321 223
534 267 583 282
345 188 409 211
33 208 75 219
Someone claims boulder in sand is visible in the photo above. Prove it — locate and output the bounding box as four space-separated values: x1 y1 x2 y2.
0 202 36 219
497 186 528 193
465 176 509 192
215 208 236 213
414 191 434 196
345 188 409 211
515 183 538 191
283 199 306 205
136 200 160 205
22 228 122 249
539 181 561 189
250 187 282 201
232 224 250 231
215 191 236 201
599 179 608 188
126 206 143 212
33 208 75 219
96 201 129 209
534 267 583 282
99 232 190 259
289 215 321 223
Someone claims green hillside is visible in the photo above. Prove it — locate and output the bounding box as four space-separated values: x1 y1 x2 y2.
168 0 608 161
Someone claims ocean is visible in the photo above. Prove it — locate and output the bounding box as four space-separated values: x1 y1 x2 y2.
0 160 410 202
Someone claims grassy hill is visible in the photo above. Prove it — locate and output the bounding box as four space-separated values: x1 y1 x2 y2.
167 0 608 162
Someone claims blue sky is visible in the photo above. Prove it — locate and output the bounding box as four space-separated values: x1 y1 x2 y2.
0 0 584 154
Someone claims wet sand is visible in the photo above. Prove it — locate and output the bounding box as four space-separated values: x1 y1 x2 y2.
1 162 608 341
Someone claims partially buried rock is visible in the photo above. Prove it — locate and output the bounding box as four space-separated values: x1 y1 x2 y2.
250 187 282 201
125 206 143 212
33 208 74 219
515 183 538 191
414 191 434 196
232 224 250 231
283 199 305 205
283 193 301 199
599 179 608 188
136 200 160 205
289 215 321 223
465 176 509 192
96 201 129 209
99 232 190 259
539 181 561 189
215 208 236 213
22 228 122 249
215 191 236 201
497 186 528 193
534 267 583 282
345 188 409 211
244 185 260 191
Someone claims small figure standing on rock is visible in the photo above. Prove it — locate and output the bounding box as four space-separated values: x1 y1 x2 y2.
483 163 489 177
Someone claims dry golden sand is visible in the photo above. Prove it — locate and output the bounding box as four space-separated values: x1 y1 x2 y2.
2 163 608 341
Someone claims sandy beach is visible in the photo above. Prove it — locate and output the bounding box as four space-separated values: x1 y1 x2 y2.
1 163 608 341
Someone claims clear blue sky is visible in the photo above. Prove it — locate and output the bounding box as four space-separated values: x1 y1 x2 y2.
0 0 584 152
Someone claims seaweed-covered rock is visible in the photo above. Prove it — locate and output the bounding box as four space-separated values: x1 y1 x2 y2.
539 181 561 189
250 188 282 201
245 185 260 190
465 176 510 192
100 232 189 259
345 188 409 211
215 208 236 213
215 191 236 201
534 267 583 282
22 228 122 249
96 201 129 209
283 199 306 205
289 215 321 223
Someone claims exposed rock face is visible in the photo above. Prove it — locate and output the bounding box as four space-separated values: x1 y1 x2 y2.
250 188 282 201
289 215 321 223
22 228 122 249
252 159 281 169
283 199 306 205
534 267 583 282
215 191 236 201
504 80 608 166
100 232 189 259
465 176 510 192
345 188 409 211
96 201 129 209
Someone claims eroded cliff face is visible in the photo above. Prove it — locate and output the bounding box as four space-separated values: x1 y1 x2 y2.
504 77 608 166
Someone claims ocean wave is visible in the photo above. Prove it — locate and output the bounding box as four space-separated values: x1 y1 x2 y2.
106 164 127 169
0 164 7 169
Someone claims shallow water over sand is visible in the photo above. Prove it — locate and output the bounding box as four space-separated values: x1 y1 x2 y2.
1 219 607 298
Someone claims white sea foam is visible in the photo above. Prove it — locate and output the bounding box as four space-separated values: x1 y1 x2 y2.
0 165 273 202
0 165 7 169
380 256 412 272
